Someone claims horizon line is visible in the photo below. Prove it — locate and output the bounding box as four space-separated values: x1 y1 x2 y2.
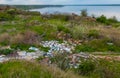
1 4 120 6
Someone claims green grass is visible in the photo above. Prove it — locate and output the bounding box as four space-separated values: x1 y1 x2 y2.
39 45 50 52
75 39 120 52
0 60 83 78
0 60 54 78
0 49 14 55
73 59 120 78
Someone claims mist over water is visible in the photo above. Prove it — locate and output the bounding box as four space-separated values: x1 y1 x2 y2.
30 6 120 20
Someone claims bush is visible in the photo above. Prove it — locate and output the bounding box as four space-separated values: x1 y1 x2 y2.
91 60 120 78
97 15 118 25
96 15 108 24
88 30 99 38
51 53 69 70
108 16 118 23
6 9 16 15
0 49 14 55
74 59 120 78
71 26 88 39
0 12 14 21
57 26 70 33
75 60 95 75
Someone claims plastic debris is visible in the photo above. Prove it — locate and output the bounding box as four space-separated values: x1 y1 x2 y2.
29 47 39 51
40 40 74 54
107 42 114 45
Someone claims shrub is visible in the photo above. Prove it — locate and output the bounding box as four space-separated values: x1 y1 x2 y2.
51 53 69 70
57 26 70 33
75 60 95 75
91 60 120 78
97 15 118 25
71 26 88 39
71 58 120 78
6 9 16 15
108 16 118 23
0 12 14 21
88 29 99 38
57 26 65 32
0 49 14 55
96 15 107 24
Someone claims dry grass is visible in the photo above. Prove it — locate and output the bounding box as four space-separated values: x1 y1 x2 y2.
98 27 120 45
0 30 40 45
20 30 40 45
40 63 85 78
0 33 11 45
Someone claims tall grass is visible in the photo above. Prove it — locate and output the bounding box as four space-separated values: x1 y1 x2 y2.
0 60 84 78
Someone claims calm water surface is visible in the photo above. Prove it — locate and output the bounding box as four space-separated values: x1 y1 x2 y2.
30 6 120 20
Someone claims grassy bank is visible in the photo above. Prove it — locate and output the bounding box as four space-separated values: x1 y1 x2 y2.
0 60 84 78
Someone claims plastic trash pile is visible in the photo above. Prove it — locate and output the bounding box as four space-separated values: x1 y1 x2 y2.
40 40 74 54
0 40 76 63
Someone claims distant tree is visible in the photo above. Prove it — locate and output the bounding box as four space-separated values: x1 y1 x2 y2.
81 9 88 17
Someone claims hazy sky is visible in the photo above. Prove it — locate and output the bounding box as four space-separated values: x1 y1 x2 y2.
0 0 120 5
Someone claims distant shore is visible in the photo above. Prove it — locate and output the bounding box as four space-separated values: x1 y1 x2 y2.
1 4 120 10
